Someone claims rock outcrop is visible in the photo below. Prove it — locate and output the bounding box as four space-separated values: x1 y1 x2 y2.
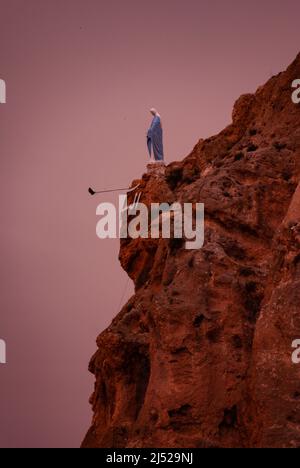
82 54 300 448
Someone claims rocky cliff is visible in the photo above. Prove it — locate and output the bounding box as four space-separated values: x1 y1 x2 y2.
82 54 300 448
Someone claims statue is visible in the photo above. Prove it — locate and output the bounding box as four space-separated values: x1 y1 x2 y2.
147 108 164 162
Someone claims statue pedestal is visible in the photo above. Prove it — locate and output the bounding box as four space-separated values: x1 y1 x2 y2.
147 161 166 176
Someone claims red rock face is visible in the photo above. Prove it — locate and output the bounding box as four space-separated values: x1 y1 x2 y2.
82 54 300 448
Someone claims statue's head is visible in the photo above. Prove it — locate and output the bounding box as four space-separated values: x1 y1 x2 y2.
150 108 158 116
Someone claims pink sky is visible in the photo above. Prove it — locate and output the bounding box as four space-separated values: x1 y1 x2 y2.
0 0 299 448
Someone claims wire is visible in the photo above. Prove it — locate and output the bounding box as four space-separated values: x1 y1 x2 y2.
95 187 133 194
89 184 140 195
116 275 131 313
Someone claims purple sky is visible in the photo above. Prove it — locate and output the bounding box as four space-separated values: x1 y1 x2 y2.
0 0 299 448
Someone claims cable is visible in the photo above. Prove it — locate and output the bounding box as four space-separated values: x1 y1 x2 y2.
116 275 131 313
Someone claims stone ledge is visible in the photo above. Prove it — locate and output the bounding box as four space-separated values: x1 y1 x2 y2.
147 161 166 176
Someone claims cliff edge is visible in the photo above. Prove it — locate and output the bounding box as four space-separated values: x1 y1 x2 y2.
82 54 300 448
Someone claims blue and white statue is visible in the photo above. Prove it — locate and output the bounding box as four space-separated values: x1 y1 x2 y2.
147 108 164 162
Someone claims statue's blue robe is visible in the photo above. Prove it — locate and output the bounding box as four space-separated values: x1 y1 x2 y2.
147 115 164 161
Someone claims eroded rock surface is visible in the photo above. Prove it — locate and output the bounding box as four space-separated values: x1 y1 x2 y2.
82 54 300 448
